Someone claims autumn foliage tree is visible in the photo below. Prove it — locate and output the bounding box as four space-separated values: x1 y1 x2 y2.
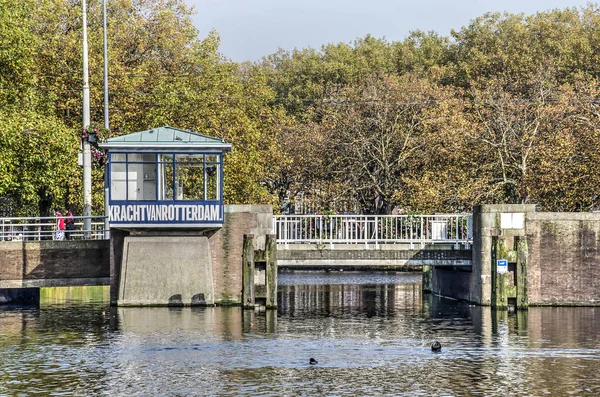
4 2 600 216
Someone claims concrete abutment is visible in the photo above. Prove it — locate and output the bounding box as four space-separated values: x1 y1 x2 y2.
430 204 600 308
110 205 275 307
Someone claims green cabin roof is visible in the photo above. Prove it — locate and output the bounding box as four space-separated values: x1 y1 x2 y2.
99 126 232 152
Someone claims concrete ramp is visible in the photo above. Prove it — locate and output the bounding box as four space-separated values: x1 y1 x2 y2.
118 236 214 306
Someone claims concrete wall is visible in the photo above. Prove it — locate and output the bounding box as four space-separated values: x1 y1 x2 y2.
439 205 600 307
432 204 533 305
526 212 600 305
469 204 535 306
0 240 110 288
115 235 214 306
110 205 273 306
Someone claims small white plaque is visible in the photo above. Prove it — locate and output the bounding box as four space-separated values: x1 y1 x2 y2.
500 213 524 229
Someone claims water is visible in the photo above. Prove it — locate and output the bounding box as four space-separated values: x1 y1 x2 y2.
1 271 600 396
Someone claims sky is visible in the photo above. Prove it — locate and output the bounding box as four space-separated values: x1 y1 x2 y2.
185 0 594 62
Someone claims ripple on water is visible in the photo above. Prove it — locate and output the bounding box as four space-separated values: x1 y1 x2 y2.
1 273 600 396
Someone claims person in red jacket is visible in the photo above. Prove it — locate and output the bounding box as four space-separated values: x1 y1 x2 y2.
54 210 65 241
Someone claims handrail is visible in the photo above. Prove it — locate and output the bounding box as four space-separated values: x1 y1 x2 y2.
0 215 108 241
273 214 473 249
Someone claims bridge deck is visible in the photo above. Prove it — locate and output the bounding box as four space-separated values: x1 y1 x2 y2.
277 243 472 269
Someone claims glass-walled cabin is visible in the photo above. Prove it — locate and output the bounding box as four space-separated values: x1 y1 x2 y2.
109 153 221 202
101 126 231 228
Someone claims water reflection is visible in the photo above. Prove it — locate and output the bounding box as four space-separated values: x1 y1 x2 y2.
0 271 599 396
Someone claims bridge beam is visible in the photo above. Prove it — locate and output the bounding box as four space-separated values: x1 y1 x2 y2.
277 244 471 270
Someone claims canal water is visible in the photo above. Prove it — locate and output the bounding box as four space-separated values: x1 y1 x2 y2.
1 271 599 396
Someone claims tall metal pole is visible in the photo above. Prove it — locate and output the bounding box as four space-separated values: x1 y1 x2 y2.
103 0 109 130
103 0 110 239
82 0 92 235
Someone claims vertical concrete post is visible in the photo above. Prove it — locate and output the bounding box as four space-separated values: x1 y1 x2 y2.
516 235 528 310
242 234 255 309
265 308 277 333
422 265 432 293
472 206 494 306
109 228 129 306
492 236 509 310
265 234 278 309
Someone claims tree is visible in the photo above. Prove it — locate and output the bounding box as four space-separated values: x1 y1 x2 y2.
526 75 600 211
316 74 443 214
0 109 77 216
23 0 289 209
0 0 38 105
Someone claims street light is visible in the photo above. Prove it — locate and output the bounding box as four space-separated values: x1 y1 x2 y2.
82 0 92 237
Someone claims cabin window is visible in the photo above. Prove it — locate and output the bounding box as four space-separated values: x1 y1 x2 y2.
206 155 220 200
175 154 205 200
110 152 222 202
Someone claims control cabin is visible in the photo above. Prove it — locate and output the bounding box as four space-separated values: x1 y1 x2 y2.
100 126 232 228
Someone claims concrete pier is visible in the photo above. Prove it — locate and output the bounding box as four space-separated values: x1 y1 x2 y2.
114 234 214 306
110 205 275 307
430 204 600 308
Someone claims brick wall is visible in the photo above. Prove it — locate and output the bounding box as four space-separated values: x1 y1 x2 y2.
527 212 600 305
208 205 273 305
0 240 110 288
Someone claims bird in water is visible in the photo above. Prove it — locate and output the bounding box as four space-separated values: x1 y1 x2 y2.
431 341 442 352
309 358 318 365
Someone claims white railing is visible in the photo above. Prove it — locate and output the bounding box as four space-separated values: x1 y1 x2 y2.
0 216 108 241
273 214 473 249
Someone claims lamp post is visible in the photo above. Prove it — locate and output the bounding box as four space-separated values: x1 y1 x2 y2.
103 0 111 239
103 0 109 130
82 0 92 236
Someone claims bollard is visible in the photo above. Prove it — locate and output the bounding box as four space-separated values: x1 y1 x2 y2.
265 234 278 309
242 234 255 309
516 236 528 310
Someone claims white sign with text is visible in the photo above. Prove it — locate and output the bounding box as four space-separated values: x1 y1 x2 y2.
109 204 222 223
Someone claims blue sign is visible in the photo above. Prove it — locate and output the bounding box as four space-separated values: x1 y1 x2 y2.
497 259 508 274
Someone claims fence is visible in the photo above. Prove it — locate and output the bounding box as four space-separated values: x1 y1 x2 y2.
273 214 473 249
1 216 108 241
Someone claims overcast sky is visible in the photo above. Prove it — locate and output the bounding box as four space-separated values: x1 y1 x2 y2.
186 0 594 62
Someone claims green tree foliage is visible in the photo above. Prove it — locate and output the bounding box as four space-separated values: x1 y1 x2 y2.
0 109 77 216
260 35 397 119
393 31 451 76
4 2 600 217
0 0 38 105
1 0 288 216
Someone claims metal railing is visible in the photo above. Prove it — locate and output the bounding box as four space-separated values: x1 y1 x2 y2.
273 214 473 249
1 216 108 241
